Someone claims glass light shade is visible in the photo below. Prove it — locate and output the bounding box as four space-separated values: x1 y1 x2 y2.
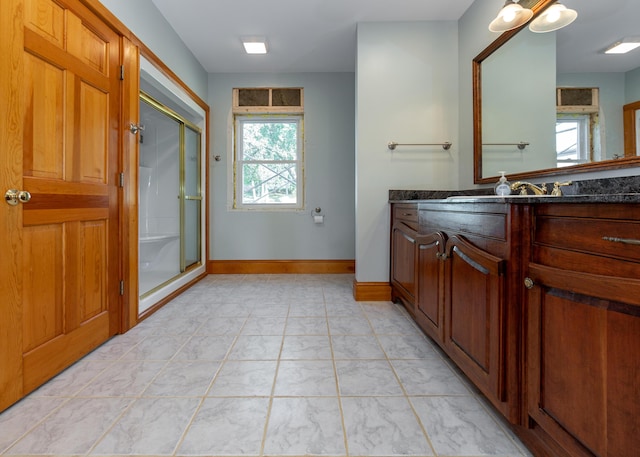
489 1 534 33
529 3 578 33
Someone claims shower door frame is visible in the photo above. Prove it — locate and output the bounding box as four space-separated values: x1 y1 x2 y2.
138 92 203 298
131 53 208 320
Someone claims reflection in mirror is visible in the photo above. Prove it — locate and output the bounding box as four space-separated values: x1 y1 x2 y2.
624 100 640 156
637 110 640 154
475 0 640 183
481 28 556 177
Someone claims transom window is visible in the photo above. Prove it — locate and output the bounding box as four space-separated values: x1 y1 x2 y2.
233 115 304 209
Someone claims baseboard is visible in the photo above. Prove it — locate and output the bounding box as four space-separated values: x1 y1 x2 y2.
352 280 392 301
207 259 355 275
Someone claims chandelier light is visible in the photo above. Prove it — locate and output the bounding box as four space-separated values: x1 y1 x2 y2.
529 2 578 33
489 1 534 33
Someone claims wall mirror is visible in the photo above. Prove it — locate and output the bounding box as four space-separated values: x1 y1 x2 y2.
474 0 640 183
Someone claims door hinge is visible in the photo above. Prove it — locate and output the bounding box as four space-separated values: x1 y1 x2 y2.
119 280 125 295
118 172 125 188
119 65 125 80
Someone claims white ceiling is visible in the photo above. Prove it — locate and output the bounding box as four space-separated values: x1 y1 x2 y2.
557 0 640 74
150 0 475 73
150 0 639 75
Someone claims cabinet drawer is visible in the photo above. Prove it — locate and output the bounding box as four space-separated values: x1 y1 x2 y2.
393 204 418 230
394 205 418 222
421 209 506 241
534 215 640 264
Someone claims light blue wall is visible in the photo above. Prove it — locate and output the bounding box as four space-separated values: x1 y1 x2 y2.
482 29 556 176
458 0 500 187
627 67 640 102
99 0 207 99
355 21 459 283
208 73 356 260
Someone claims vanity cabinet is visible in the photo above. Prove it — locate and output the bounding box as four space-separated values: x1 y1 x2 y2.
391 202 523 423
391 203 448 335
391 197 640 456
524 203 640 457
422 202 523 423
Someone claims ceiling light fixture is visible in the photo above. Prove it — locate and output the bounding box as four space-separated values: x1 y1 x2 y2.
604 37 640 54
242 39 267 55
488 0 533 33
529 2 577 33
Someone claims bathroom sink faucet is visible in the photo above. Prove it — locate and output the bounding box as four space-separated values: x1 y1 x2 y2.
550 181 573 196
510 181 547 195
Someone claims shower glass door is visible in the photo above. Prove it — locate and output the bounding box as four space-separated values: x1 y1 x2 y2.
139 93 202 297
182 125 201 270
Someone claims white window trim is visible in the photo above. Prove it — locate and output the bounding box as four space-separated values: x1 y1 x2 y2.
231 114 305 211
556 114 591 167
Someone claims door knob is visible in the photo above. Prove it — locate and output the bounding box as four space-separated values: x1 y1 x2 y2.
18 190 31 203
5 189 31 206
5 189 19 206
524 277 535 289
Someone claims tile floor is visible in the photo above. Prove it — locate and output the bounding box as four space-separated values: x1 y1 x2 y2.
0 274 533 457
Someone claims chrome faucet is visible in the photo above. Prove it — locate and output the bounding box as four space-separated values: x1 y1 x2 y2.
510 181 547 195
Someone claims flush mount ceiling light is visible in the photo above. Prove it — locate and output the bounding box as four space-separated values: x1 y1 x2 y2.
242 39 268 54
488 0 533 33
529 2 577 33
604 37 640 54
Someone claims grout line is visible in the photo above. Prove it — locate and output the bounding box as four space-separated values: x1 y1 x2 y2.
84 396 138 456
258 299 289 456
171 332 237 456
0 396 75 456
326 292 350 457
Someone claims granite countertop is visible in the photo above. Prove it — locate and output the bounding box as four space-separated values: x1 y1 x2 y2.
388 193 640 204
389 176 640 204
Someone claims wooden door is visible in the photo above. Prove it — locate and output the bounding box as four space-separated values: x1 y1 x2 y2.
415 232 446 344
391 225 417 311
0 0 121 411
526 263 640 457
444 235 506 402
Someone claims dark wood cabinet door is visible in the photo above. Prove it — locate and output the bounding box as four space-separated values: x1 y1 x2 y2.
526 263 640 457
391 225 417 307
416 232 446 344
444 235 506 403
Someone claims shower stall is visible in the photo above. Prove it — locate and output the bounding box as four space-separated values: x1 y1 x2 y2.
137 56 206 314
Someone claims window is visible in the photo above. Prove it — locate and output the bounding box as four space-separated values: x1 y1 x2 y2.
231 87 304 210
234 115 304 209
556 114 591 167
555 87 601 166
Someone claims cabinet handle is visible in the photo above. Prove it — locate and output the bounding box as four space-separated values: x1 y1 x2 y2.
436 252 448 260
524 277 535 289
602 236 640 246
400 233 414 243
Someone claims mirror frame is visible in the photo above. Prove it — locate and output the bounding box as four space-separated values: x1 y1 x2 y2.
473 0 640 184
